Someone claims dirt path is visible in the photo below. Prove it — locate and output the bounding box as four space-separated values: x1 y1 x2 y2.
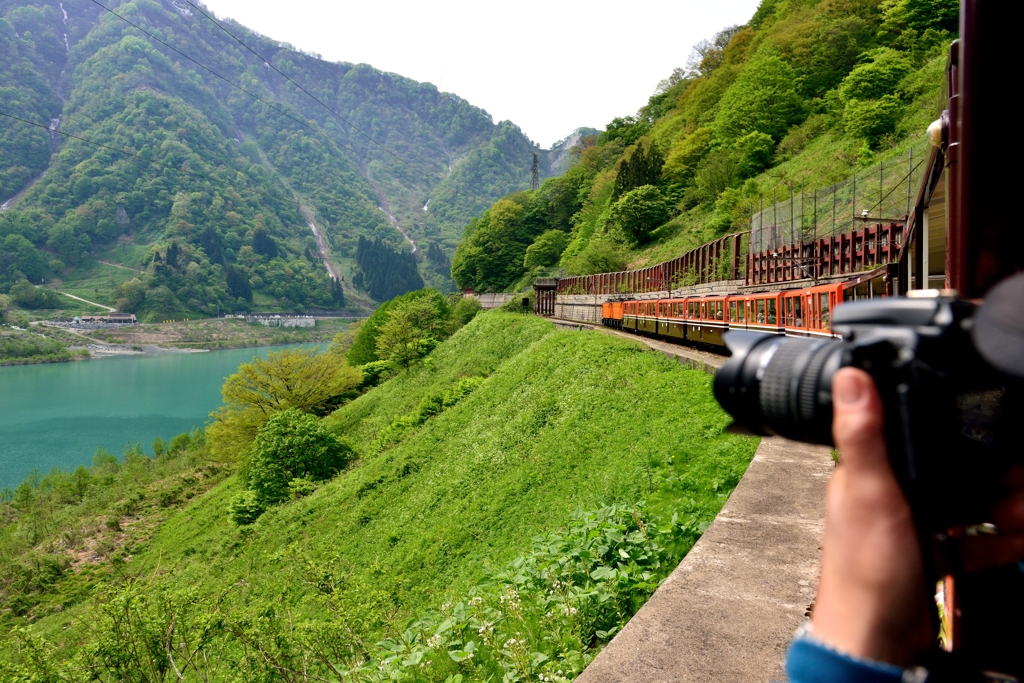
55 291 116 312
96 260 143 273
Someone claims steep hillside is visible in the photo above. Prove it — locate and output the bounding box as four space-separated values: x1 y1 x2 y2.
452 0 956 292
0 0 553 316
1 311 757 680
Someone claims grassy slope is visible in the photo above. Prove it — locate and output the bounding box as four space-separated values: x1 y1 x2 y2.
31 312 758 654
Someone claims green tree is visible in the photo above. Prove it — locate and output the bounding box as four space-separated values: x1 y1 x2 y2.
712 51 806 142
609 186 669 245
244 408 352 509
524 230 570 270
838 48 913 102
375 296 449 369
662 128 713 186
208 348 361 462
346 289 451 365
451 199 529 292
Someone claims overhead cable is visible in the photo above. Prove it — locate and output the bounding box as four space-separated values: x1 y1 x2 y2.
88 0 366 161
183 0 408 164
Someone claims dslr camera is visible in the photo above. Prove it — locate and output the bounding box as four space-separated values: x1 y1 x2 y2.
713 273 1023 676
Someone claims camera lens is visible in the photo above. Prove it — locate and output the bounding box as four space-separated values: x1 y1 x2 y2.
714 332 844 444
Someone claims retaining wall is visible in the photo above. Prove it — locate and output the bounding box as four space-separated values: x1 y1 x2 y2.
469 293 515 309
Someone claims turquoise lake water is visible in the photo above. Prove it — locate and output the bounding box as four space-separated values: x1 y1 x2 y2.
0 344 321 488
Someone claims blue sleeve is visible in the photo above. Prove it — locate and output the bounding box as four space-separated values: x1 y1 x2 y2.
785 633 907 683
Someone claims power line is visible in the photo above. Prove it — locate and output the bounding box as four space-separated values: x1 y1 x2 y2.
87 0 366 162
183 0 408 165
0 109 218 183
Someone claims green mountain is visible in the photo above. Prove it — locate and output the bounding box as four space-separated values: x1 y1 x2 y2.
0 0 553 317
452 0 956 292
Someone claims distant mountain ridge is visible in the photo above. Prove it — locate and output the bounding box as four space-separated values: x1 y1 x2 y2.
0 0 559 315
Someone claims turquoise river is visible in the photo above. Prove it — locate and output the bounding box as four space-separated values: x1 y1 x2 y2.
0 344 319 488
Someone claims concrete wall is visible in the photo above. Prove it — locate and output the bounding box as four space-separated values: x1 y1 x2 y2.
255 317 316 328
470 293 516 309
554 280 745 324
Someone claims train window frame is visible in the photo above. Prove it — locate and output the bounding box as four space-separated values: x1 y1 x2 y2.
756 299 765 324
820 292 831 331
729 301 737 322
767 298 777 325
793 296 802 328
716 300 724 320
738 300 746 323
785 297 794 326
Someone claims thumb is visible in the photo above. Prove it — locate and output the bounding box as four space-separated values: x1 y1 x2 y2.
832 367 889 474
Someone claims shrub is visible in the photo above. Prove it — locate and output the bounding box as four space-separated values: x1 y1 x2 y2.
563 238 627 276
843 95 905 146
450 296 482 330
288 477 317 500
358 359 398 389
609 185 669 245
228 490 264 526
498 292 534 314
245 409 352 509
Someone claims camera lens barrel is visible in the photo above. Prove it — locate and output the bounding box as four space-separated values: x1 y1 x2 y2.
714 332 844 444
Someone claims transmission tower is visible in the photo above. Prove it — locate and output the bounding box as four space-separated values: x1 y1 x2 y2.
530 152 539 191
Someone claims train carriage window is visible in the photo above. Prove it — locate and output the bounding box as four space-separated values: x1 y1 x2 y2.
793 296 802 327
820 293 831 331
738 300 746 322
756 299 765 323
716 301 724 320
729 301 737 322
767 299 777 325
785 297 794 326
700 301 706 319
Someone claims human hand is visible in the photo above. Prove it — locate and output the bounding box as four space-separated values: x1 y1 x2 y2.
810 368 1024 667
810 367 932 666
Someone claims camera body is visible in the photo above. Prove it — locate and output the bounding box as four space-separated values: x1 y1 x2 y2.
715 293 1018 538
714 290 1024 675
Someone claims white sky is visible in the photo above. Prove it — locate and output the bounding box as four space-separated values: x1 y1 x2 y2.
199 0 763 148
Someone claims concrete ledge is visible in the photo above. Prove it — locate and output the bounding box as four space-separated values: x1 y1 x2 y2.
576 437 833 683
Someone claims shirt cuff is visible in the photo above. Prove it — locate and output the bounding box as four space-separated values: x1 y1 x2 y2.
785 626 908 683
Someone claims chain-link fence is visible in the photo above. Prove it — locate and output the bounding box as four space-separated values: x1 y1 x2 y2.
750 145 927 252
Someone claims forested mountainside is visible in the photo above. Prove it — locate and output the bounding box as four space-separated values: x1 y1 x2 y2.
0 0 550 317
452 0 957 293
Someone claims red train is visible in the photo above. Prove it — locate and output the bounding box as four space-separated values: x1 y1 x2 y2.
601 280 863 347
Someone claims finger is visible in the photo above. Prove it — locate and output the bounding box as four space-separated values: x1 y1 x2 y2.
832 368 889 475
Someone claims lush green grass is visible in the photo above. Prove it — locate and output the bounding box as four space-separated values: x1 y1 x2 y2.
9 312 758 678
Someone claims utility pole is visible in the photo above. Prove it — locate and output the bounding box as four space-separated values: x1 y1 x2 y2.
530 152 539 191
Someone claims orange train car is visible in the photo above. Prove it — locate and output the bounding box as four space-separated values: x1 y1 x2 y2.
607 280 848 349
